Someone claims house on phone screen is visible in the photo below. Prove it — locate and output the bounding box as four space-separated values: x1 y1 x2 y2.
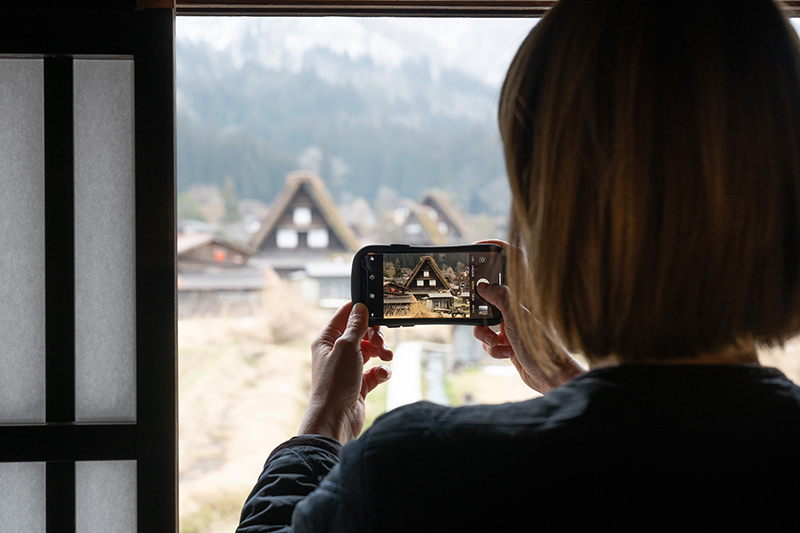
383 281 416 314
420 190 476 244
404 255 458 313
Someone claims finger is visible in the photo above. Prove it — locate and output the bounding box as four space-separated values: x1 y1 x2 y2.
366 326 384 347
312 301 353 350
482 341 511 359
361 365 392 399
473 325 499 347
360 338 394 363
337 302 370 347
474 238 509 248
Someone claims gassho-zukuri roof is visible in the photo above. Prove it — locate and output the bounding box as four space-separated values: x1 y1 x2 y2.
420 190 476 243
404 255 453 292
249 170 360 253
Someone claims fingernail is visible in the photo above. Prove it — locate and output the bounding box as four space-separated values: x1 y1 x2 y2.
380 365 392 381
476 280 489 294
351 302 368 317
500 348 512 359
484 335 495 347
383 342 391 351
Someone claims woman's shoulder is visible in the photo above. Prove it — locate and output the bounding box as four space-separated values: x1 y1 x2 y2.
356 390 587 455
358 364 800 451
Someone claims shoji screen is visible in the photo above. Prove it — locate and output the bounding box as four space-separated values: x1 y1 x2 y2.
0 4 177 532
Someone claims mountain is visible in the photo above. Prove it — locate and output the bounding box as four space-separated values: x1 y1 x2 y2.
176 18 534 216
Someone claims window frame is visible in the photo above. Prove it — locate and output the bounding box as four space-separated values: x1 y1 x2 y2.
6 2 800 532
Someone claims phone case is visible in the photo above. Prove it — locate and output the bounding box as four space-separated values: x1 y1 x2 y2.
351 243 505 327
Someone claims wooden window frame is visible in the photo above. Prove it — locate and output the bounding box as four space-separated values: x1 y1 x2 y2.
174 0 800 17
3 1 800 532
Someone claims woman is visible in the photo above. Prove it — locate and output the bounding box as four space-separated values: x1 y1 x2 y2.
238 0 800 530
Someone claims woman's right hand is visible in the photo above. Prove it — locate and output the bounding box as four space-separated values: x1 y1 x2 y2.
473 281 586 394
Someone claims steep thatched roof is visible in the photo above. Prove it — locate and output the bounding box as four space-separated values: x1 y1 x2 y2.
404 255 453 292
410 204 448 245
249 170 359 252
420 190 475 243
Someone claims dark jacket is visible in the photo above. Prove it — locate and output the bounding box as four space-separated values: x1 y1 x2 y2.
238 365 800 532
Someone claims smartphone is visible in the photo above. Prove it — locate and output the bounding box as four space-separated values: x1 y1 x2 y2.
351 243 505 327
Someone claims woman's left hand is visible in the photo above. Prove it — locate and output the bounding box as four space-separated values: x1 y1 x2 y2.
298 302 393 444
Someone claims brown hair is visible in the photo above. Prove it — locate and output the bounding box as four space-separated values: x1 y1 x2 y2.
500 0 800 365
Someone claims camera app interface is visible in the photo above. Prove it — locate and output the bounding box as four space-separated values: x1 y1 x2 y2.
378 251 502 320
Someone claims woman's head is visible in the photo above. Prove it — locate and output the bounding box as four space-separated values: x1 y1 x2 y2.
500 0 800 365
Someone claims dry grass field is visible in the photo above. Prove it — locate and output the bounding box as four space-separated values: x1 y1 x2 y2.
177 287 800 533
178 287 329 533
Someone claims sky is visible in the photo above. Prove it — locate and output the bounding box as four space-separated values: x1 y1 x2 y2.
176 17 538 88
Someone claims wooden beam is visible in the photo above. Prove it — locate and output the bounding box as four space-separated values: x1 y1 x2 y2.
175 0 800 17
138 0 177 8
176 0 555 16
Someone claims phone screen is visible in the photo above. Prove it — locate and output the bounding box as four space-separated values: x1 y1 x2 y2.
356 244 504 326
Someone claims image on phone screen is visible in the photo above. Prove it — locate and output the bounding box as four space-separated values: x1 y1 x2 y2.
357 244 504 325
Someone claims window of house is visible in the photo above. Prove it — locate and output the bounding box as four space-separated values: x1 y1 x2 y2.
293 206 312 225
307 228 329 248
416 280 425 287
429 279 436 286
276 228 299 248
423 271 429 277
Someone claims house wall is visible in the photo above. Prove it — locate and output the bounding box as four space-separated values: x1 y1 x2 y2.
260 186 347 253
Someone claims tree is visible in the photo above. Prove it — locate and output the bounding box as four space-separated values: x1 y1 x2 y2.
222 176 241 223
393 258 403 282
177 191 206 222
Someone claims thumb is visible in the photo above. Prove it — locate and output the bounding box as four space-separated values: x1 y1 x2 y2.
476 281 511 315
339 302 370 345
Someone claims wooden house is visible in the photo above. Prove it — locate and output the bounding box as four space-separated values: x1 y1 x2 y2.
383 281 417 314
249 171 360 276
177 232 254 272
176 232 276 317
420 190 476 244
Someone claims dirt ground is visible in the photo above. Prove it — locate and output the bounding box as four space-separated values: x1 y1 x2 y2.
177 293 800 533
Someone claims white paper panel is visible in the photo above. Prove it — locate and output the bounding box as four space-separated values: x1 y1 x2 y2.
0 59 46 424
74 59 136 423
76 461 137 533
0 463 46 533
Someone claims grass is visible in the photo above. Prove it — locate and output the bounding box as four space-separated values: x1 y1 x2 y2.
363 363 389 433
180 489 247 533
445 364 540 406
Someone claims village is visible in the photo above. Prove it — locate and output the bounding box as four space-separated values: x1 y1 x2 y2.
176 170 529 532
177 170 504 318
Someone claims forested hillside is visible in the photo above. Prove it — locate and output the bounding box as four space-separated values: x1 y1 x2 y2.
176 32 512 217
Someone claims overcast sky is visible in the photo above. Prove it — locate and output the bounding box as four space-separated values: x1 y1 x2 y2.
176 17 537 88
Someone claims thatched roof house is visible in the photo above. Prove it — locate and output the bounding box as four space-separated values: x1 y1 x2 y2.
249 171 359 275
420 190 476 244
404 255 454 295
